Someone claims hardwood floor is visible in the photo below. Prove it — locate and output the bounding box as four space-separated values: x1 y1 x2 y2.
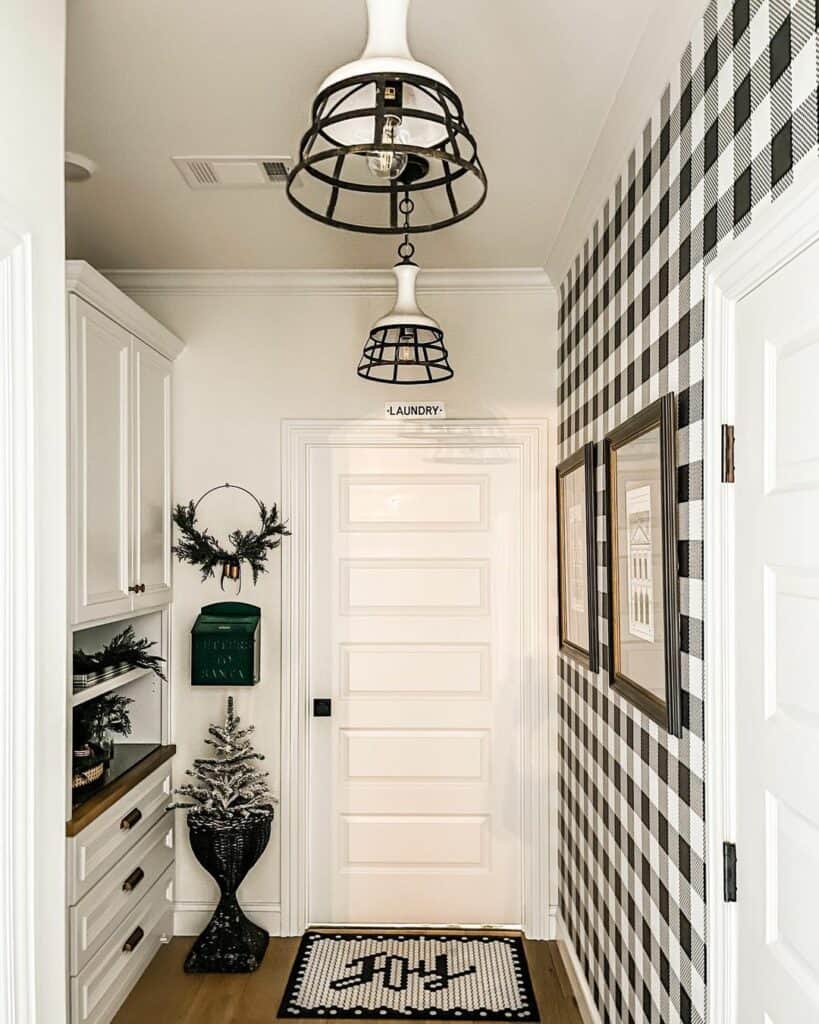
113 936 584 1024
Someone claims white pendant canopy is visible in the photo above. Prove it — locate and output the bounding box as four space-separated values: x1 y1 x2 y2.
321 0 451 92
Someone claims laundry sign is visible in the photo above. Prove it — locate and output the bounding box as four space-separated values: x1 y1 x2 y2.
384 402 447 419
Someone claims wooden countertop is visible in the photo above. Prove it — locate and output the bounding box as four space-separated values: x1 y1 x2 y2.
67 744 176 837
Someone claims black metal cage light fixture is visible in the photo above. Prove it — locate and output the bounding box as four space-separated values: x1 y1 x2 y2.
358 198 453 385
287 0 487 235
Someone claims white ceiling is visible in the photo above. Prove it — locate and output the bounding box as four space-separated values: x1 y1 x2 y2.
65 0 661 271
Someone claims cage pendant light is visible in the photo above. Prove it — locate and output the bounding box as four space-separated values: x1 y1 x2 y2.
287 0 486 235
358 206 452 384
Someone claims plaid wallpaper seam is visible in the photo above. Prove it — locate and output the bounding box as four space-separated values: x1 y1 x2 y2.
556 1 819 1022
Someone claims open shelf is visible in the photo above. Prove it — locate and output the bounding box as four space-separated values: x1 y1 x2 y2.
71 666 153 706
68 743 176 836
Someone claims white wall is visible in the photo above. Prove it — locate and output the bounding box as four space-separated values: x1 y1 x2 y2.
0 1 67 1021
114 278 557 933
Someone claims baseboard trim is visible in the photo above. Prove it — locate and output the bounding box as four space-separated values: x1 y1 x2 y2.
174 901 282 937
555 915 602 1024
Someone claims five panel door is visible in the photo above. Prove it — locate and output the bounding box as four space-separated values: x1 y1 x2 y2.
308 443 524 927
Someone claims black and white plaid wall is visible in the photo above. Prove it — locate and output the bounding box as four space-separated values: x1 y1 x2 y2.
557 1 819 1022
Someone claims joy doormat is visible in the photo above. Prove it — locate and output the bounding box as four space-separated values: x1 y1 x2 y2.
278 932 540 1020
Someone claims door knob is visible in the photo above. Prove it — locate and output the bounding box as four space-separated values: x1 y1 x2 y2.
313 698 332 718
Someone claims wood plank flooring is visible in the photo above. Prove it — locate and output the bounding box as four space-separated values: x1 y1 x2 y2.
113 936 584 1024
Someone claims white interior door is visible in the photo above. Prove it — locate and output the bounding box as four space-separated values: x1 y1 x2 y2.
734 238 819 1022
132 338 172 609
70 295 132 624
308 442 524 927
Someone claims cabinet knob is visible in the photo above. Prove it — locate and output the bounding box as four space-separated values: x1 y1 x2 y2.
122 866 145 892
120 807 142 831
128 583 146 594
122 926 144 953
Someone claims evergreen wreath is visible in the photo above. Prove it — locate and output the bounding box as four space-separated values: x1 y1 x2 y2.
169 696 275 822
172 483 289 590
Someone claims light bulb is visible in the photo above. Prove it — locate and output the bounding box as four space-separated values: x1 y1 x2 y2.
397 330 416 363
366 114 409 180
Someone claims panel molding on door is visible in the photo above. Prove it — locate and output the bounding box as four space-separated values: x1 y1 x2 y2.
340 559 490 616
341 815 490 872
339 474 490 531
340 643 491 699
340 729 489 782
70 296 132 624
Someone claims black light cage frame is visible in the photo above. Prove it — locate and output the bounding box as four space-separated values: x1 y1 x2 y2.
357 323 454 384
286 72 487 234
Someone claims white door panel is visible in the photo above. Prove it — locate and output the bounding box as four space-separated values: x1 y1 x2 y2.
132 338 172 609
309 444 523 927
70 296 131 623
735 239 819 1023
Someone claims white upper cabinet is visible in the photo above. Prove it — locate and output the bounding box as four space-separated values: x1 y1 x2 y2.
70 297 133 622
132 339 172 611
68 263 183 625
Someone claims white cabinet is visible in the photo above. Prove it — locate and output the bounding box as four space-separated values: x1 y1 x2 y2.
69 298 132 623
67 264 183 625
132 339 172 612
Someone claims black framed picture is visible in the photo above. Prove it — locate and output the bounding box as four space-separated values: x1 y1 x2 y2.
556 442 599 672
604 393 682 736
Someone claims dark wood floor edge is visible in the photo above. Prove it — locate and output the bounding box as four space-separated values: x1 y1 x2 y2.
66 744 176 836
551 936 598 1024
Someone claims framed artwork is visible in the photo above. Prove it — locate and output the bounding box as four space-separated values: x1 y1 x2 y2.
556 443 599 672
604 393 681 735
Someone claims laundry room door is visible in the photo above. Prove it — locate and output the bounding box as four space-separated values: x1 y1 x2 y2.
307 438 524 927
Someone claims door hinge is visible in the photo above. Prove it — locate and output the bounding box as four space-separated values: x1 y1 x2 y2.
723 841 738 902
721 425 735 483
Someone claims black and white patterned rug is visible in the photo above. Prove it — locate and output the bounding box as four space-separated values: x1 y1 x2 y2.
278 932 539 1021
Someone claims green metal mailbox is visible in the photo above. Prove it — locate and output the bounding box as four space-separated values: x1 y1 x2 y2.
191 602 261 686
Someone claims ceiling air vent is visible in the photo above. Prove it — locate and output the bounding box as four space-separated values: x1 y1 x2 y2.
172 156 294 189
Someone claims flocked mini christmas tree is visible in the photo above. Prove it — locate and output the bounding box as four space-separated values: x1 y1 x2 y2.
171 697 274 822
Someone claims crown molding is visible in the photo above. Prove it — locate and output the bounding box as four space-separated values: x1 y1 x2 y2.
103 267 554 298
67 260 185 359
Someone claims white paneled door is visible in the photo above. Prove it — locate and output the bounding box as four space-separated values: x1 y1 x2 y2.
734 239 819 1022
308 442 524 927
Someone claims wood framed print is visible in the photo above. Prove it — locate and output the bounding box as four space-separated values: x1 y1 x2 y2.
556 443 599 672
604 393 681 735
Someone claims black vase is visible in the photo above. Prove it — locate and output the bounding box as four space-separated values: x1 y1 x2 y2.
184 808 274 973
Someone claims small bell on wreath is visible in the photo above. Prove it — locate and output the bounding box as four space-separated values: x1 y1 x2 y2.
220 558 242 593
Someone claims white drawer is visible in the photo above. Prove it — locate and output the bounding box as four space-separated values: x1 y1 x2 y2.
70 815 174 975
68 763 172 904
70 863 174 1024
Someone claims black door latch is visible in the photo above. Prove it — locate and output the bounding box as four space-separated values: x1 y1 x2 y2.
313 698 332 718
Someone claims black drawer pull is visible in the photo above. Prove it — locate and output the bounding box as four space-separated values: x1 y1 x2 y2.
122 926 144 953
122 867 145 892
120 808 142 831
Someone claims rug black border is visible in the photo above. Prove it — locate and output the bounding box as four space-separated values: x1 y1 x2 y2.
277 931 541 1021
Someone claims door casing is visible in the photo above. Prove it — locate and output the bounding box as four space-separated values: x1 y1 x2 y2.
280 419 554 938
704 159 819 1024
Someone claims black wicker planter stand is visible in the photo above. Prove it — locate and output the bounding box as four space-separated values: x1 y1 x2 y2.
184 809 274 973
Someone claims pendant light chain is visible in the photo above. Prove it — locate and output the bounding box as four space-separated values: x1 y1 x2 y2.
397 192 415 263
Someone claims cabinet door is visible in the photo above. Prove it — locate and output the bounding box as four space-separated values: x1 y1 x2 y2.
70 296 132 624
131 338 172 609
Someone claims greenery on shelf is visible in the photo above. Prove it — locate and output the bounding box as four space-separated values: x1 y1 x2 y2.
170 697 274 823
73 625 167 681
74 692 134 750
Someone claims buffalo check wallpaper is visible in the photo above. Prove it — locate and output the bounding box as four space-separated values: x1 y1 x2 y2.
556 0 819 1021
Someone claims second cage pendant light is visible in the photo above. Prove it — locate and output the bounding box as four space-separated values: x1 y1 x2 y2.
286 0 486 235
357 195 453 385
